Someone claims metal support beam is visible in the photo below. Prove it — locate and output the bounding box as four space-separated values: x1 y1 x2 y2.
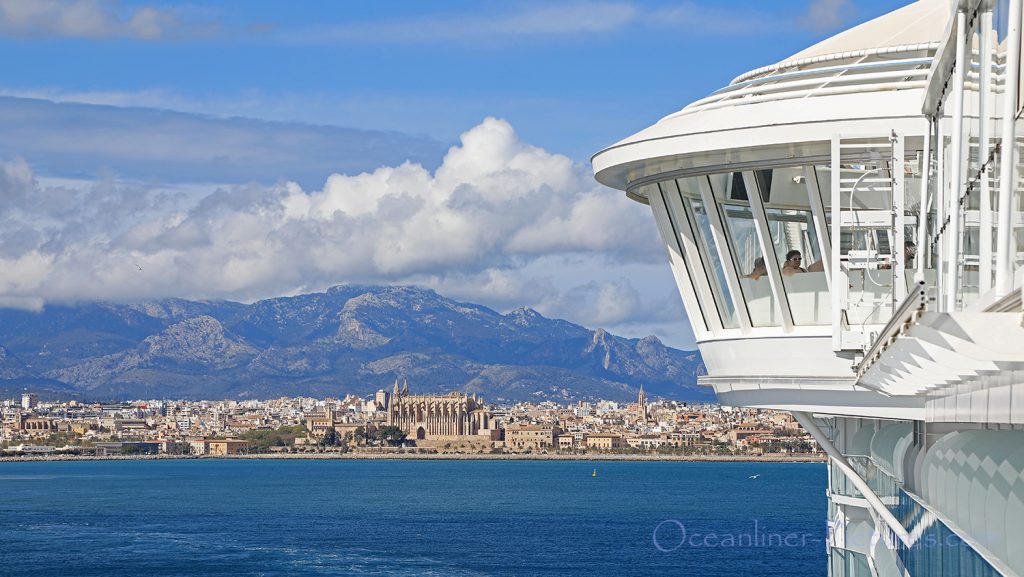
804 166 833 291
979 9 994 294
892 132 907 304
830 137 845 350
997 0 1023 295
946 10 968 312
792 411 913 547
916 121 933 282
936 117 947 307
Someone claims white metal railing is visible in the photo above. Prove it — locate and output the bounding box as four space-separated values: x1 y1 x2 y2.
714 57 933 96
731 43 940 85
663 56 934 120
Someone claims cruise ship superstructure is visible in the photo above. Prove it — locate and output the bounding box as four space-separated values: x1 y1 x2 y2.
593 1 1024 575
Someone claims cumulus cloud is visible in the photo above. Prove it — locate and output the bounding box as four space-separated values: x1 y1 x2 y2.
0 118 661 315
0 0 217 40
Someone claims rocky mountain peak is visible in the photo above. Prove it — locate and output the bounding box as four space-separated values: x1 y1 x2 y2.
137 316 256 366
505 306 543 325
0 285 708 402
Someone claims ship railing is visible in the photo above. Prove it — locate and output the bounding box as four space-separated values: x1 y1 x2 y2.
856 281 929 378
666 57 933 120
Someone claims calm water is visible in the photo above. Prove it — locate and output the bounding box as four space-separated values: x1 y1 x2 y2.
0 460 826 577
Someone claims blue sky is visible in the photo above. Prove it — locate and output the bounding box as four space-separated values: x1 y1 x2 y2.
0 0 912 348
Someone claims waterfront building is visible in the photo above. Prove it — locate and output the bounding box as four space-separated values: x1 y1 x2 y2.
386 380 498 441
593 0 1024 575
304 407 336 438
584 433 626 450
505 424 561 450
20 393 37 410
9 444 55 455
557 433 576 449
189 438 249 455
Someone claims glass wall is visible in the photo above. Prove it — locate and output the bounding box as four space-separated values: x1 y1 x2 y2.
676 177 740 329
650 181 711 333
708 172 782 327
829 548 872 577
752 167 830 325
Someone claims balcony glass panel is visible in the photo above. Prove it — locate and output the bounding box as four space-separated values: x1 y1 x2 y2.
829 548 871 577
708 172 781 327
677 177 740 329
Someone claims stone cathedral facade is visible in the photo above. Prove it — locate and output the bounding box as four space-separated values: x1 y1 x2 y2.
386 380 498 442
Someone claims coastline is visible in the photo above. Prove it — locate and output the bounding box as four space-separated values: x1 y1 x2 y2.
0 452 825 463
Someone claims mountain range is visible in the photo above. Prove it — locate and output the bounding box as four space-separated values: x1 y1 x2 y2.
0 285 708 403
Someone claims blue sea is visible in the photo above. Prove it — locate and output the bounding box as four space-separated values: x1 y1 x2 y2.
0 460 826 577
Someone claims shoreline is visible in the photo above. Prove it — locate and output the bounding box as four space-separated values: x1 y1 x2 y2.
0 452 825 463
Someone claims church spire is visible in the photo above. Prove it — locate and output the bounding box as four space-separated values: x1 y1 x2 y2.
637 384 647 421
392 378 400 398
402 379 409 396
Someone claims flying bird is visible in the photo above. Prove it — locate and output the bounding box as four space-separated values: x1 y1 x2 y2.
135 263 144 272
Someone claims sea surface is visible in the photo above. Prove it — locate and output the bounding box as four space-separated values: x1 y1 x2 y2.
0 460 826 577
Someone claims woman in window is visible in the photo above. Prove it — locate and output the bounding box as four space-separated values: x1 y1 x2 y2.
782 250 806 276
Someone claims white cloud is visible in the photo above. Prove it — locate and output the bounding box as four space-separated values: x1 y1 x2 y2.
0 118 701 345
0 118 660 309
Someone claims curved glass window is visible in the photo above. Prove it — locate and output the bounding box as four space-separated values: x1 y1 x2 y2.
766 207 828 325
708 172 781 327
644 181 709 334
677 177 739 329
751 167 830 325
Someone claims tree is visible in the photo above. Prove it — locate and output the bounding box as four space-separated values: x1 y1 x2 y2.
371 425 407 446
240 425 306 453
321 427 338 448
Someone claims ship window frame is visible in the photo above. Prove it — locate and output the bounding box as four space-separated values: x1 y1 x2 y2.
677 182 741 330
653 181 713 335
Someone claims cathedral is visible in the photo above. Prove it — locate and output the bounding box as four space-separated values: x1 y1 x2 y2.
386 379 498 441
